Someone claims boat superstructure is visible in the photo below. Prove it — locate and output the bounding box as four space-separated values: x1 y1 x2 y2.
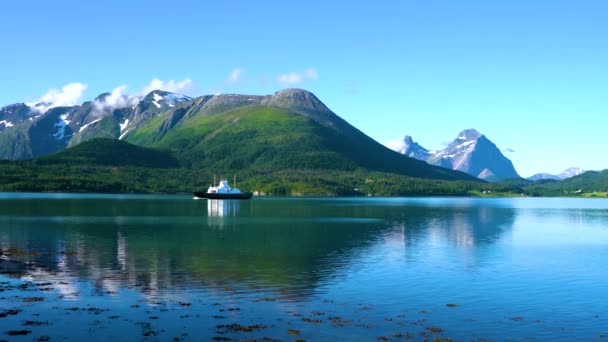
194 177 253 199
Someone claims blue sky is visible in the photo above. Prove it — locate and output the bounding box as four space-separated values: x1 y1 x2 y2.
1 0 607 176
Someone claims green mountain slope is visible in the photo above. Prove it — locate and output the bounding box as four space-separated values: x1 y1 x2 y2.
125 89 477 182
524 169 608 196
0 140 522 195
37 138 179 168
0 89 493 195
561 170 608 190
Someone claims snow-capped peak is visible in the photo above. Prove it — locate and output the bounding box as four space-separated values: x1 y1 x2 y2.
391 128 519 181
456 129 482 141
558 167 585 179
398 135 433 160
142 90 192 109
528 167 586 181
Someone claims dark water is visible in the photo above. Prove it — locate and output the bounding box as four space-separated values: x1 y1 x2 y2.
1 194 607 341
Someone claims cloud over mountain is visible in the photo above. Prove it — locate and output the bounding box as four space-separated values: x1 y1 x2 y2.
276 68 318 85
139 78 194 96
226 68 245 84
31 83 88 113
92 85 140 115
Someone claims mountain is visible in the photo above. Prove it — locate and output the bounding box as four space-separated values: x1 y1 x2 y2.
400 136 434 160
0 138 512 195
0 90 193 160
391 129 520 181
555 169 607 191
558 167 586 179
38 138 179 168
0 89 479 187
524 169 608 196
123 89 476 181
0 103 37 131
528 167 586 181
527 173 560 181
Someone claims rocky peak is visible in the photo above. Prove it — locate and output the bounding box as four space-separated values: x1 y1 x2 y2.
0 102 38 129
94 92 112 102
457 128 482 140
391 129 520 181
559 167 585 179
140 90 191 110
401 135 433 160
266 88 332 116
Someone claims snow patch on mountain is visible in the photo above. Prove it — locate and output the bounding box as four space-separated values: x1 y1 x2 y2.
119 129 130 140
140 90 192 110
79 118 102 132
152 93 163 108
120 119 129 132
0 120 14 127
53 114 71 140
455 140 476 149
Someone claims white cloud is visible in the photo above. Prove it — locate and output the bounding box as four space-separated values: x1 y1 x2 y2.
31 83 88 113
276 68 318 85
386 139 406 153
226 68 245 84
92 85 140 115
503 147 516 153
27 78 195 114
139 78 194 96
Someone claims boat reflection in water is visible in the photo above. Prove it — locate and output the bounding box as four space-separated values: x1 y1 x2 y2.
207 199 241 230
207 199 240 217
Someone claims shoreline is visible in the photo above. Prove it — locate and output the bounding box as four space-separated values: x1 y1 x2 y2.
0 190 605 199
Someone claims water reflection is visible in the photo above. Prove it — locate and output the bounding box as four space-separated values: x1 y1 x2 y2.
207 199 241 217
2 196 607 340
0 196 524 301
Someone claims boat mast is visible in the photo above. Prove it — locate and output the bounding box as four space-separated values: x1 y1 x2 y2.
234 175 237 188
213 174 216 186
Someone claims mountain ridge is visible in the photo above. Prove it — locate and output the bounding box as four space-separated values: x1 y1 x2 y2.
391 129 520 181
0 88 479 184
528 167 586 181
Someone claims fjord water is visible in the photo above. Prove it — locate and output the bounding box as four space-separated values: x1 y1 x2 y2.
1 195 607 340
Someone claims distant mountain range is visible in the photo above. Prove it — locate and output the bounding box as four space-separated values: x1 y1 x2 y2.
525 169 608 196
390 129 520 181
2 88 606 196
0 90 193 160
527 167 586 181
0 88 478 189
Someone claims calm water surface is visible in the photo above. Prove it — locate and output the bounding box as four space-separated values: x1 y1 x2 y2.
0 194 607 340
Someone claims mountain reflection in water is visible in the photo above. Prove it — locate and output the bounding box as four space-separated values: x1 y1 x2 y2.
0 196 516 300
1 195 608 340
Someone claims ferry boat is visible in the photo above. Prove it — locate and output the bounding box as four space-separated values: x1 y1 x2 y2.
194 177 252 199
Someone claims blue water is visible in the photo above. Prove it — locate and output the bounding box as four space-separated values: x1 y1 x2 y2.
0 195 607 340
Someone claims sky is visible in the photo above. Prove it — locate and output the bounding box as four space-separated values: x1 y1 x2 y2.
1 0 606 177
